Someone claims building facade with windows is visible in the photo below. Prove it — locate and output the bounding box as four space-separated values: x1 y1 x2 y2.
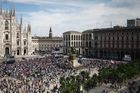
82 26 140 60
32 28 63 54
63 31 82 55
82 30 93 57
0 7 32 57
127 18 140 27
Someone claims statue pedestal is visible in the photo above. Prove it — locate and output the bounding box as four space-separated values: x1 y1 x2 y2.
70 59 82 67
69 53 82 68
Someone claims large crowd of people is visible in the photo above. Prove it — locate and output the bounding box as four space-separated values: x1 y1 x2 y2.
80 58 124 70
0 55 124 93
0 56 72 93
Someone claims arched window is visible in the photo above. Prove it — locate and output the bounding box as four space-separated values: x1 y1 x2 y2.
5 20 9 30
5 47 9 55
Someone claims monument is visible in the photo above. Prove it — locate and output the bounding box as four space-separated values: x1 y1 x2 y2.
69 47 82 67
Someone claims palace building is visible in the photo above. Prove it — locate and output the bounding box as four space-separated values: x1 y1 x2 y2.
0 7 32 57
82 19 140 60
32 27 63 54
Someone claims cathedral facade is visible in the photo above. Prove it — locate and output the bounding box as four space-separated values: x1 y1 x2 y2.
0 8 32 57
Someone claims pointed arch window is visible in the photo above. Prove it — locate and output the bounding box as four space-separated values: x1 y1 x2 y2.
5 20 9 30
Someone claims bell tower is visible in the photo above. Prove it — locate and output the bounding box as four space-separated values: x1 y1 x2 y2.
49 27 52 38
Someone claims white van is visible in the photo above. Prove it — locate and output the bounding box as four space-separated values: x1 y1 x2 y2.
123 55 131 62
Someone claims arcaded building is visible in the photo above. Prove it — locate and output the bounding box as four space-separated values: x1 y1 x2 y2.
63 31 82 55
0 7 32 57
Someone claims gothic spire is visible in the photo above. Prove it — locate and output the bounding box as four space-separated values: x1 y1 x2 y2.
20 16 22 25
19 16 23 31
0 7 2 15
10 8 12 16
27 24 31 33
12 7 15 16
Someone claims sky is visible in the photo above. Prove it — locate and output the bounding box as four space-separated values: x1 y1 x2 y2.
1 0 140 36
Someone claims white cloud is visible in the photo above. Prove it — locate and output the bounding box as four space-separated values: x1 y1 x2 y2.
14 0 140 36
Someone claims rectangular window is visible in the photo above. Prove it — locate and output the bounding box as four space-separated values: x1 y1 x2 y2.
24 41 26 45
5 34 8 40
17 41 19 45
17 33 19 38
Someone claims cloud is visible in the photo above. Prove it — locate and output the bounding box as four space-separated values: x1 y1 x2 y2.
13 0 140 36
110 0 140 8
8 0 94 8
20 4 113 36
